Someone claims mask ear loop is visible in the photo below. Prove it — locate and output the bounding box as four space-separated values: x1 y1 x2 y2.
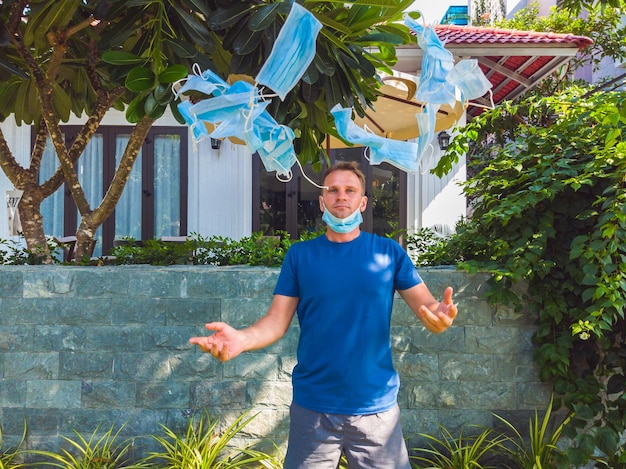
288 158 328 190
467 89 496 111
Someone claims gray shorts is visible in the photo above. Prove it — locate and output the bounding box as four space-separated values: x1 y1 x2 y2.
283 402 411 469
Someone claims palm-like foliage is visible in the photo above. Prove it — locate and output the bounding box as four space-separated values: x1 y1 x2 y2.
494 396 573 469
143 410 280 468
411 425 511 469
28 424 147 469
0 425 27 469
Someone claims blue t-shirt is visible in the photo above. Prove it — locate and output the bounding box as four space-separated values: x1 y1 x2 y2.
274 231 422 414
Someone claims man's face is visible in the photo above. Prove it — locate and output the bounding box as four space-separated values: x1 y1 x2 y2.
319 170 367 219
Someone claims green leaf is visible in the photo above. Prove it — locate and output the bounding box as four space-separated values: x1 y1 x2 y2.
52 83 72 122
208 4 252 30
595 427 619 457
125 94 147 123
144 94 166 119
248 3 281 31
158 65 189 84
232 29 264 55
125 67 155 93
164 39 198 59
170 100 186 125
102 51 145 66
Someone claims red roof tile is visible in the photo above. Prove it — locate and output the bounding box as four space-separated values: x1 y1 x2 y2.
434 24 593 50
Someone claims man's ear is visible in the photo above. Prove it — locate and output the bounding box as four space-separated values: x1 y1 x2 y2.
360 196 368 212
319 195 325 212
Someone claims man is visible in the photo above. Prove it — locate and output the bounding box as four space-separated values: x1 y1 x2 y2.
190 161 457 468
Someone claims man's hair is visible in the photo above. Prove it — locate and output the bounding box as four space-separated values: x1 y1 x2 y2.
322 161 366 194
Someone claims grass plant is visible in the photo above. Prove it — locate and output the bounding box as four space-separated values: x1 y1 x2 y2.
494 395 573 469
0 425 27 469
142 410 281 468
28 424 146 469
411 425 512 469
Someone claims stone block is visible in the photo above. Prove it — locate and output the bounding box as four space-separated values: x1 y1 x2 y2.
222 353 279 381
0 380 27 407
465 325 532 354
402 380 441 409
494 353 540 381
439 353 495 381
0 269 22 297
4 352 59 379
111 298 168 325
247 381 293 407
35 325 141 352
167 351 218 380
112 352 178 381
81 380 136 409
26 380 82 408
437 381 516 410
74 267 133 298
23 270 76 298
191 379 247 409
127 269 186 298
143 325 199 351
164 297 221 325
404 325 465 353
59 352 115 379
186 267 279 299
136 381 190 409
0 325 33 352
393 352 439 381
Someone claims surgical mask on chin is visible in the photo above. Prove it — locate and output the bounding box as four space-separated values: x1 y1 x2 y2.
322 207 363 234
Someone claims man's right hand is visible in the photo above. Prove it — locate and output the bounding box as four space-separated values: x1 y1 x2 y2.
189 322 246 362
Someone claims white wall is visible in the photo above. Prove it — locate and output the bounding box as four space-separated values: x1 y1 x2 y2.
0 118 31 241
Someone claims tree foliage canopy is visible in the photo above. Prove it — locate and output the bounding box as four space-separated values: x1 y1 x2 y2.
0 0 415 260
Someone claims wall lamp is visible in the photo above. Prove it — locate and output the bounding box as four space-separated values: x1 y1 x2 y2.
437 131 451 151
210 138 221 150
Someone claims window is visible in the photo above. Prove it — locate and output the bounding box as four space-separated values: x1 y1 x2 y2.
253 147 406 239
39 126 188 256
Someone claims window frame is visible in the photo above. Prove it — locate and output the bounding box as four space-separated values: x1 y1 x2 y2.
35 125 188 255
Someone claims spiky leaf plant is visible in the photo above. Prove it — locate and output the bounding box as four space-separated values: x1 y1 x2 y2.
28 424 145 469
142 410 280 468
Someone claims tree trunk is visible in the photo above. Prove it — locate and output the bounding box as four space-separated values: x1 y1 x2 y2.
17 194 50 262
74 219 96 263
71 115 156 262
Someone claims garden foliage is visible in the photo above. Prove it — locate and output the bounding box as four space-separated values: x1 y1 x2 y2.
430 86 626 465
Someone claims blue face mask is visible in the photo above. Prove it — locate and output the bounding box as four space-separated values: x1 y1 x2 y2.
404 14 456 107
255 2 322 101
331 104 421 172
446 59 492 103
322 204 363 234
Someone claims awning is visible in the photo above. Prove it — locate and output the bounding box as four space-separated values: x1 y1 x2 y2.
394 24 593 117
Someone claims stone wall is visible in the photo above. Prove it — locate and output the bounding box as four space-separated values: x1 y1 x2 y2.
0 265 550 459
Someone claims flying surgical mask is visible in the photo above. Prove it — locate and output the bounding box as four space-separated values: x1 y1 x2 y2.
404 14 456 107
255 2 322 101
331 104 421 172
446 59 492 103
322 205 363 234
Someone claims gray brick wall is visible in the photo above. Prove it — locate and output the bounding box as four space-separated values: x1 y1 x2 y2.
0 265 550 458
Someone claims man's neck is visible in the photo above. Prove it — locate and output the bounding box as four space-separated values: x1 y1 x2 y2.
325 227 361 243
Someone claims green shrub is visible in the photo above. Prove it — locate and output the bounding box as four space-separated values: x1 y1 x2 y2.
434 86 626 465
